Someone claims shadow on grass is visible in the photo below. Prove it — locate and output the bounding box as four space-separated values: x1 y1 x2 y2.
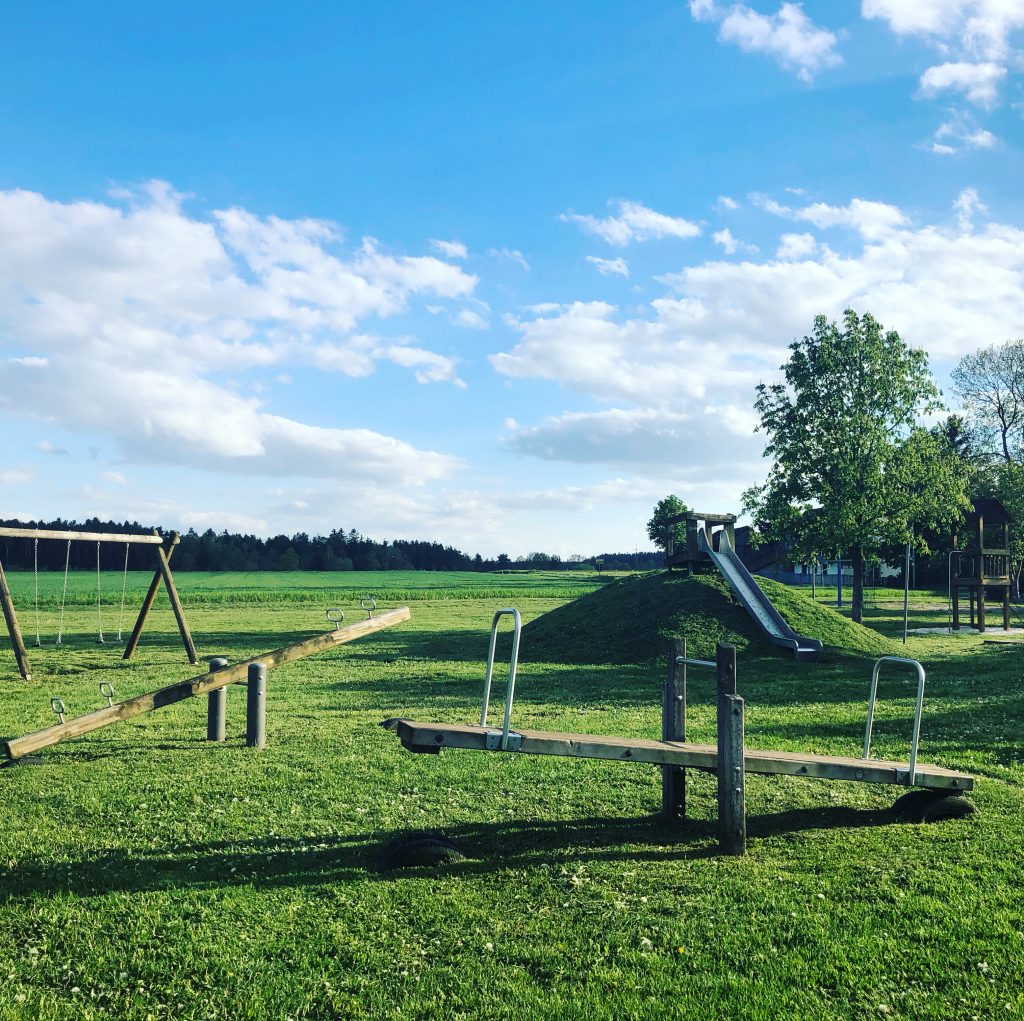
2 805 897 900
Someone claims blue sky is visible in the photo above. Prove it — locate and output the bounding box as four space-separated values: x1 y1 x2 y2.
1 1 1022 557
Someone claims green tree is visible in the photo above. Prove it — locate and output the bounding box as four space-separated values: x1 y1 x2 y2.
646 495 689 555
950 339 1024 462
743 310 969 623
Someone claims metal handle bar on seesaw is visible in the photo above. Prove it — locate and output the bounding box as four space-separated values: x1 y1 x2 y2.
479 608 522 751
863 656 926 787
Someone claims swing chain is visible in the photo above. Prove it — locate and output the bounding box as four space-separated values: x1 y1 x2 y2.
96 541 105 645
55 539 71 647
33 538 42 647
117 541 130 642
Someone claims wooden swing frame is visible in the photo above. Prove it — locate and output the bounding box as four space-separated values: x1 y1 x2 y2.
0 527 198 681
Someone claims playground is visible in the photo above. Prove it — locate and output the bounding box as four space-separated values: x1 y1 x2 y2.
1 566 1022 1019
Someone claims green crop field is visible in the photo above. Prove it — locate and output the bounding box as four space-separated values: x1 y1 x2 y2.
1 570 1022 1019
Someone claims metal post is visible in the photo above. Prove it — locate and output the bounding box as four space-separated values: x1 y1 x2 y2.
661 638 686 819
207 656 228 742
836 562 842 607
246 663 267 749
902 541 911 644
716 643 745 856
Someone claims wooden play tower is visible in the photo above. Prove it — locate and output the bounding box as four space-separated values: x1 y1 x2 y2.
664 510 736 575
951 498 1013 633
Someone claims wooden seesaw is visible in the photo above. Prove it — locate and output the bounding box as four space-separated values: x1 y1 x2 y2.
3 606 410 761
383 610 976 856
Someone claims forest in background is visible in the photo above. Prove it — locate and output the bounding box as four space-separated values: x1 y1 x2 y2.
0 519 662 574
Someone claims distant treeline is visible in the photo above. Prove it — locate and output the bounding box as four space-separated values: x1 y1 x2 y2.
0 518 663 573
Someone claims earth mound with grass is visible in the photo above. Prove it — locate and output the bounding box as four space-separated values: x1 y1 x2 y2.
520 571 898 664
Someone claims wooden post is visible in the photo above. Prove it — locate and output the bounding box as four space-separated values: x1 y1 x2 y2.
978 585 987 633
716 643 746 856
719 693 746 856
0 557 32 681
156 536 198 664
661 638 686 819
207 657 228 742
123 532 198 665
952 583 960 631
123 532 176 661
4 606 411 760
246 663 267 749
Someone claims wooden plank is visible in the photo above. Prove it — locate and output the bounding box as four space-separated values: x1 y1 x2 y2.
0 527 166 545
664 511 737 526
155 539 199 665
4 606 411 759
381 719 974 791
660 638 686 819
0 558 32 681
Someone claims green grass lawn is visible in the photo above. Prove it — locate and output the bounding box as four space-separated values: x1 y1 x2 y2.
1 572 1022 1019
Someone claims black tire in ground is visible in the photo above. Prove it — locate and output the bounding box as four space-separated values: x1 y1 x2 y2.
378 831 468 870
917 795 977 823
891 789 934 821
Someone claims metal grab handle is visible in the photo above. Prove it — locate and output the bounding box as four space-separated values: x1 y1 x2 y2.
675 656 716 669
326 608 345 631
99 682 115 707
360 598 377 619
480 608 522 750
864 656 926 786
50 698 66 724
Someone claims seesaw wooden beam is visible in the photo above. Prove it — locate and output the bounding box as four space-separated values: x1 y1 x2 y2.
381 718 973 791
4 606 410 760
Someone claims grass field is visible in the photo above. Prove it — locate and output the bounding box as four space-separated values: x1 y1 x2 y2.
1 571 1022 1019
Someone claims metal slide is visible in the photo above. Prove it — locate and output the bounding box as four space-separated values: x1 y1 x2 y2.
699 529 823 662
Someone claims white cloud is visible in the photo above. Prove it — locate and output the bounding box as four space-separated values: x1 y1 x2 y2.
454 308 489 329
494 193 1024 431
309 335 465 386
378 345 467 387
918 61 1007 106
99 470 128 485
0 468 34 484
561 200 701 246
36 440 69 456
712 228 758 255
487 247 531 270
775 232 818 259
505 407 762 469
586 255 631 277
953 187 988 231
691 1 842 82
430 238 468 259
932 110 1001 152
755 194 908 239
0 182 472 482
716 195 740 211
863 0 1024 61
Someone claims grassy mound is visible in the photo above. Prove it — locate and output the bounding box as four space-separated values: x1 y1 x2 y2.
520 571 898 664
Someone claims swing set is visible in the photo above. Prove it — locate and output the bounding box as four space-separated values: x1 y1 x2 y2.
0 526 198 681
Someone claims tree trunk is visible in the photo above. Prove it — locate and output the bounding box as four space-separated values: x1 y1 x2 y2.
852 546 865 623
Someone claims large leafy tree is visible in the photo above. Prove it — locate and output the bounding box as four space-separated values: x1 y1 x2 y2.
646 495 689 555
950 339 1024 462
743 310 969 623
